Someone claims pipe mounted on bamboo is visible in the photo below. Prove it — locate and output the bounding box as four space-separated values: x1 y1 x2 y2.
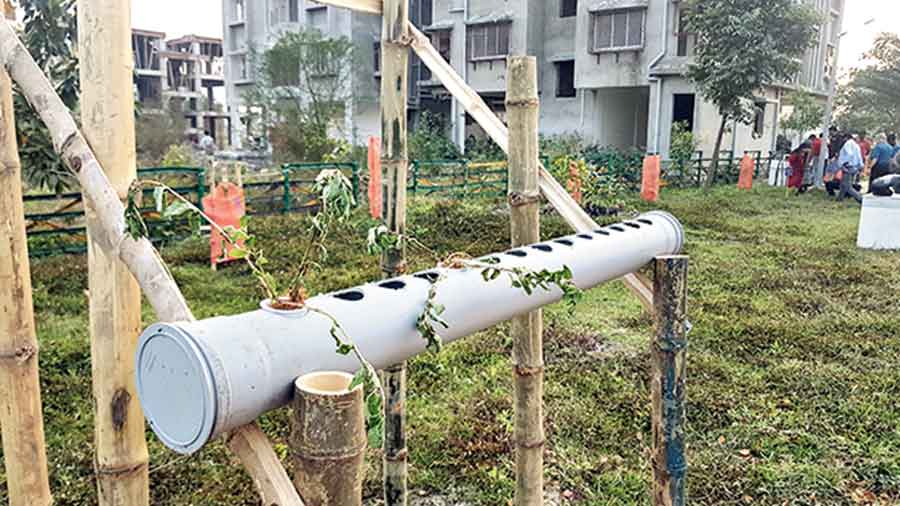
136 211 684 454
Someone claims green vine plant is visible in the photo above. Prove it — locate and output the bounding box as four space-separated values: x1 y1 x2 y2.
124 169 385 446
366 227 584 354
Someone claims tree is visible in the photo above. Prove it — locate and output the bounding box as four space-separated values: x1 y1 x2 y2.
780 91 825 141
684 0 820 187
835 33 900 135
243 28 357 162
14 0 79 192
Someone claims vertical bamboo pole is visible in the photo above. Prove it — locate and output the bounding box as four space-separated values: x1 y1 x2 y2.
0 4 53 504
650 255 689 506
78 1 149 503
507 56 544 506
380 0 409 504
290 372 366 506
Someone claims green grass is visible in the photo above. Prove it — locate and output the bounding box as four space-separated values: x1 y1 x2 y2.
2 186 899 505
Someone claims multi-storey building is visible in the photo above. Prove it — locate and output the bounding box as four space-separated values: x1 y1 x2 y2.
133 30 230 145
221 0 844 157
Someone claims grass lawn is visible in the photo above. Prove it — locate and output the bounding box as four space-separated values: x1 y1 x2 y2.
2 185 899 505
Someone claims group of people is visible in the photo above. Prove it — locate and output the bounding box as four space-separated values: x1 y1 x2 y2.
785 127 900 204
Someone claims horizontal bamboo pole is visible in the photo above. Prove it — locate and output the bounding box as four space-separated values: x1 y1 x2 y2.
0 18 302 506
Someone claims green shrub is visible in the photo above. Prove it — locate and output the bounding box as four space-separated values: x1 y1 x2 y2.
410 111 462 161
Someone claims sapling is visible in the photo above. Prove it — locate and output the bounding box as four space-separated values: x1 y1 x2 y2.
124 170 386 445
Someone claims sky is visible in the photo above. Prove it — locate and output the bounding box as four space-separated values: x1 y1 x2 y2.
131 0 899 73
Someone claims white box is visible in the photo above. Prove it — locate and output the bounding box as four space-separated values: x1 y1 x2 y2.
857 195 900 250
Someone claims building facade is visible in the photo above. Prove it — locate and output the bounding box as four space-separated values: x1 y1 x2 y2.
133 30 229 144
220 0 844 157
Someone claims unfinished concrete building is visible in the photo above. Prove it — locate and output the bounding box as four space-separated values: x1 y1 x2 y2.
133 30 230 146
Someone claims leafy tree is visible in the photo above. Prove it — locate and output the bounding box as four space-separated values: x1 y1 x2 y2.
684 0 820 187
243 28 357 162
669 121 698 173
14 0 79 192
835 33 900 135
409 111 461 161
780 91 825 141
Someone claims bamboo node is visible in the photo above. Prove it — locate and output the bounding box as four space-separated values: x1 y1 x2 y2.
383 448 408 462
0 344 37 364
505 98 540 108
514 364 544 377
508 191 541 208
94 460 149 477
515 437 546 450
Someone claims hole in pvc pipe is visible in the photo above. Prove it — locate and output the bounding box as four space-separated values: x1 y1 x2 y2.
638 218 653 225
532 244 553 252
379 280 406 290
297 371 355 395
334 290 364 301
480 256 501 264
625 222 641 229
506 250 528 257
414 271 441 283
609 225 625 232
594 229 610 236
553 239 574 246
577 234 593 240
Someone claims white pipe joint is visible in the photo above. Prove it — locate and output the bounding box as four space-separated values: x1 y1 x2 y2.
136 211 684 454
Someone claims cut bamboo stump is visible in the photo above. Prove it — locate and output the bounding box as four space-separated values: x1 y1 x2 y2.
290 372 366 506
507 56 544 506
0 8 53 501
650 256 689 506
380 0 410 504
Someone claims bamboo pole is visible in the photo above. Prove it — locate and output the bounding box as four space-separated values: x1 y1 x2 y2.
0 16 301 506
0 4 53 503
77 2 149 502
506 57 544 506
379 0 410 504
650 256 689 506
290 372 366 506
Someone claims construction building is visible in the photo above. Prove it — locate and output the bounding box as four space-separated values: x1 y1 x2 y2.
133 30 230 146
220 0 844 158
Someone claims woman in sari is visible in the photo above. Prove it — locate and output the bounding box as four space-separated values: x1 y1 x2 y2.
787 142 811 193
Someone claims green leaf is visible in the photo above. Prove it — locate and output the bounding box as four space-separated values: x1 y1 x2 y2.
162 200 193 220
228 248 249 260
153 186 165 214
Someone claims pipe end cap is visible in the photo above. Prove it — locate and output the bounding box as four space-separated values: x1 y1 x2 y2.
136 323 216 455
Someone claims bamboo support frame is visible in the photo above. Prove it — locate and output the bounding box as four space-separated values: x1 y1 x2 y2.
78 2 149 501
650 256 689 506
379 0 410 504
290 372 366 506
0 4 53 503
507 57 544 506
0 16 302 506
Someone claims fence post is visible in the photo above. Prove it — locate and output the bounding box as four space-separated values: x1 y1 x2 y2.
282 166 292 214
651 255 689 506
754 151 762 179
350 162 360 205
507 56 544 506
197 168 207 211
290 372 365 506
463 159 470 197
411 161 418 195
694 152 703 187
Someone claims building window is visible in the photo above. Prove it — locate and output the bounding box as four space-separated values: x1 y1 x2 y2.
555 60 576 98
307 5 327 31
672 94 695 132
410 0 433 28
467 22 511 61
234 0 245 22
675 7 694 57
430 29 451 63
753 101 766 138
289 0 299 22
590 9 645 52
238 54 248 80
560 0 577 18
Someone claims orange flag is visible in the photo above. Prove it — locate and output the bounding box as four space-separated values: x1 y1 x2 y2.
368 137 382 219
737 154 755 190
640 155 661 202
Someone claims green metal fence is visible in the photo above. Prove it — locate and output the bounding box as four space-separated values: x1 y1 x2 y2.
24 163 360 257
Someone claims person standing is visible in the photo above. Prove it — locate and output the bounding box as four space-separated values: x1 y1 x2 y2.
868 133 896 192
809 134 825 188
858 130 872 161
787 142 811 194
838 133 864 204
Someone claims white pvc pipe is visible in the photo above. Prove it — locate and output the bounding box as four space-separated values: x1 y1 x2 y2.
136 211 684 454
